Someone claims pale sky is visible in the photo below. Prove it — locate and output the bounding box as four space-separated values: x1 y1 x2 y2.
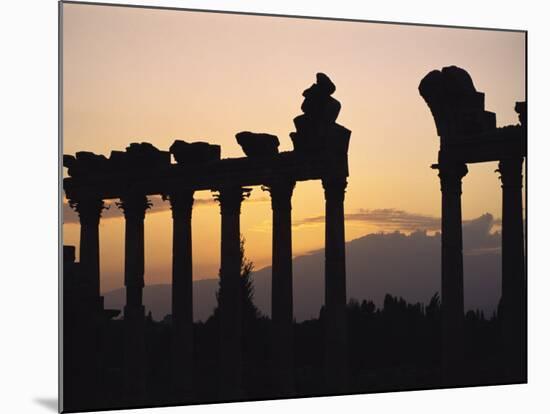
62 3 525 293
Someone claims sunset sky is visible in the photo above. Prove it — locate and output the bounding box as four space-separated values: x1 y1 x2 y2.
62 3 525 294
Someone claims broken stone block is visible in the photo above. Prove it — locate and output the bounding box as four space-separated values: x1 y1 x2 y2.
419 65 496 138
515 101 526 126
323 123 351 154
134 143 169 168
107 150 128 171
290 72 350 155
303 72 336 98
63 154 76 170
63 151 109 177
236 131 280 157
301 95 341 123
316 72 336 95
64 245 76 264
169 140 221 165
125 142 170 168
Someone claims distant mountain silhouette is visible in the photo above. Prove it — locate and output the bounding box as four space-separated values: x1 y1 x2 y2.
103 213 501 322
103 278 219 322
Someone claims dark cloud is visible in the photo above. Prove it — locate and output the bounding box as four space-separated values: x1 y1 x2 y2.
294 208 501 240
294 208 440 231
462 213 501 252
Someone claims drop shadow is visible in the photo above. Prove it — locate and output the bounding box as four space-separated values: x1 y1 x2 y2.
34 397 58 412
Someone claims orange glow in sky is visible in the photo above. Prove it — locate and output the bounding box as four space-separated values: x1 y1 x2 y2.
62 3 525 293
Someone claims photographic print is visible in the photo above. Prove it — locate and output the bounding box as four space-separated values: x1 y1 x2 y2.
60 2 526 412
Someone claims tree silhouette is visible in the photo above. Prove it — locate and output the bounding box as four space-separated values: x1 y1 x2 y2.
240 238 263 322
209 236 263 323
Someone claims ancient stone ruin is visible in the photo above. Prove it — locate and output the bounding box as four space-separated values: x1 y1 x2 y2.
63 73 351 401
419 65 496 140
290 72 350 155
419 65 526 383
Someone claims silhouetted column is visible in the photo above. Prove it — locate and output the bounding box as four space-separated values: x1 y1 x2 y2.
498 157 526 380
215 186 251 399
322 177 348 392
435 161 468 379
66 198 104 407
266 180 296 396
167 190 195 396
117 193 151 399
70 197 104 307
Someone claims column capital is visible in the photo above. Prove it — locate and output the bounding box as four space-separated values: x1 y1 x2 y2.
213 186 252 215
497 158 524 189
322 177 347 202
432 162 468 194
116 194 151 220
68 197 105 225
163 190 194 219
262 180 295 211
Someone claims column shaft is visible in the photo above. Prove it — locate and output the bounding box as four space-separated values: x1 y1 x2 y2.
268 181 295 396
437 161 468 379
216 186 250 399
68 196 104 406
169 190 195 396
322 177 348 393
118 194 150 399
72 197 104 306
498 158 526 379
